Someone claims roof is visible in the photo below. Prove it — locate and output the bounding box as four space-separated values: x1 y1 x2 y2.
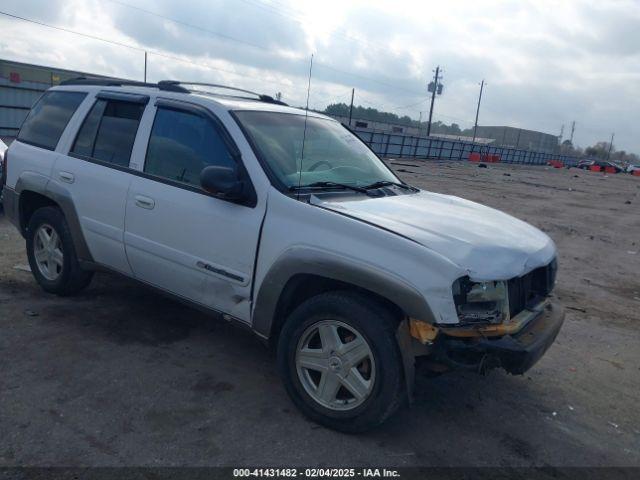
54 77 333 120
202 94 330 118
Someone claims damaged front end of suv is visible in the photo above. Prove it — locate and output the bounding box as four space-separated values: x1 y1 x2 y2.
407 258 563 378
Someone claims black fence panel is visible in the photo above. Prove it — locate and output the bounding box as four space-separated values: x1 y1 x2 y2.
350 127 580 167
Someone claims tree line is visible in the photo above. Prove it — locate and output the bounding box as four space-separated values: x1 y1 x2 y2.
323 102 473 136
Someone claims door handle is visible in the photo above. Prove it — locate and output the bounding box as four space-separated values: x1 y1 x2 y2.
58 171 75 184
134 195 155 210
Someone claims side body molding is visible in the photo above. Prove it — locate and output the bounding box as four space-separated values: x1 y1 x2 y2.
251 246 436 339
14 173 94 262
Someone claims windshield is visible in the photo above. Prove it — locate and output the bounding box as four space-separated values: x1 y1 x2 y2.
234 111 399 190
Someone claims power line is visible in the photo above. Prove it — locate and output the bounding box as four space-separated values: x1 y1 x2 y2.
313 62 423 96
0 10 308 95
389 98 429 111
0 11 143 51
105 0 268 53
570 120 576 144
104 0 425 96
426 65 442 137
15 5 592 140
472 79 485 142
308 89 353 109
236 0 404 59
0 7 423 109
606 132 614 160
0 8 366 107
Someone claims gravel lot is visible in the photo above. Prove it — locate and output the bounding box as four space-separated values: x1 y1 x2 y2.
1 161 639 467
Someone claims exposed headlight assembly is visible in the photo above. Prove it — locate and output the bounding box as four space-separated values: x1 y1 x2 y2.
452 277 509 325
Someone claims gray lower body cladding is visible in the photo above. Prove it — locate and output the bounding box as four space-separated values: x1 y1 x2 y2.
1 186 19 228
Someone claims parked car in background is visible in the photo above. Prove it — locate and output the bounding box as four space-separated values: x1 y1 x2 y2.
576 159 596 170
1 79 564 432
576 159 623 173
599 161 624 173
576 159 594 170
626 164 640 174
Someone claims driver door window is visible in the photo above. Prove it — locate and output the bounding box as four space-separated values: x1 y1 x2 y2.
144 107 236 186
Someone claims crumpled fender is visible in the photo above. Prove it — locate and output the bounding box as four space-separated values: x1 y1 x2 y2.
251 245 436 340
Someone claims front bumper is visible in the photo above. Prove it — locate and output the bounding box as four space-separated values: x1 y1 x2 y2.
430 300 565 375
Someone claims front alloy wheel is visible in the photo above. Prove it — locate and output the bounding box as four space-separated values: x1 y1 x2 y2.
278 291 405 432
296 320 375 411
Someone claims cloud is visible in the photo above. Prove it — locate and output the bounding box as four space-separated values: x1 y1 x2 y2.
0 0 638 152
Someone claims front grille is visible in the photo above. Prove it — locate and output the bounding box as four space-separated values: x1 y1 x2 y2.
507 258 557 318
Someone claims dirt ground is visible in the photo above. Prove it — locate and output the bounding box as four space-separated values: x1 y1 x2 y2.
0 161 639 467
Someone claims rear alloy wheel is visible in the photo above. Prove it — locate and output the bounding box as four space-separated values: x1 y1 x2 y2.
26 206 93 296
278 291 405 432
33 224 64 281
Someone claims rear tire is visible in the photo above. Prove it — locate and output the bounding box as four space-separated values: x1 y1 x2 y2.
26 206 93 296
277 291 405 432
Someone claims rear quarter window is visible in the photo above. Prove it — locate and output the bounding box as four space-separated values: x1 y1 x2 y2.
17 91 87 151
71 99 145 167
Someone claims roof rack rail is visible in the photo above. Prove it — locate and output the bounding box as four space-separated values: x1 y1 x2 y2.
60 77 190 93
60 77 288 105
158 81 288 105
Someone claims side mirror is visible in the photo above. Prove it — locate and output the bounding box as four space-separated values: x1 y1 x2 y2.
200 166 245 201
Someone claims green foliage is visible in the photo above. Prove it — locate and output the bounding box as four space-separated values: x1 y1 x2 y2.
584 141 610 159
324 103 467 135
583 141 638 163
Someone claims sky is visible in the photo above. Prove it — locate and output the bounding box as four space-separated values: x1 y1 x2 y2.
1 0 639 153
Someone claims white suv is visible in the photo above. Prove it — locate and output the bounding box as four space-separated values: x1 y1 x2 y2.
1 79 564 432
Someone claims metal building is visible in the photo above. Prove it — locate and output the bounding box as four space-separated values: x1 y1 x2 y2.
0 59 109 143
473 125 558 153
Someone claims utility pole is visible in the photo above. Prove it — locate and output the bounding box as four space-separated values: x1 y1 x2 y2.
426 65 442 137
559 124 564 142
144 51 148 83
569 121 576 144
348 88 355 126
472 79 485 143
607 132 615 160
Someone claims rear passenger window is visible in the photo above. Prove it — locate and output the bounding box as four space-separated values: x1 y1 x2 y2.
17 91 87 150
72 99 145 167
144 107 236 186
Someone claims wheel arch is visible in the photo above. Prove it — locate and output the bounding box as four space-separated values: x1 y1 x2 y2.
14 174 93 262
252 246 435 344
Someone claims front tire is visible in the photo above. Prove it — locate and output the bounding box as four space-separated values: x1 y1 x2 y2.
277 291 405 432
26 206 93 296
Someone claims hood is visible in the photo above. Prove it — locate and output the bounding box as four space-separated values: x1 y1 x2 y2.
313 190 556 280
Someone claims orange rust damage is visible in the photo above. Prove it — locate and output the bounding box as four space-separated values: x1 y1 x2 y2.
409 301 547 341
439 304 545 338
409 318 439 344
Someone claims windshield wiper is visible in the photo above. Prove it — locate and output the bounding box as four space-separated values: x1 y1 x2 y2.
289 181 373 195
363 180 413 190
